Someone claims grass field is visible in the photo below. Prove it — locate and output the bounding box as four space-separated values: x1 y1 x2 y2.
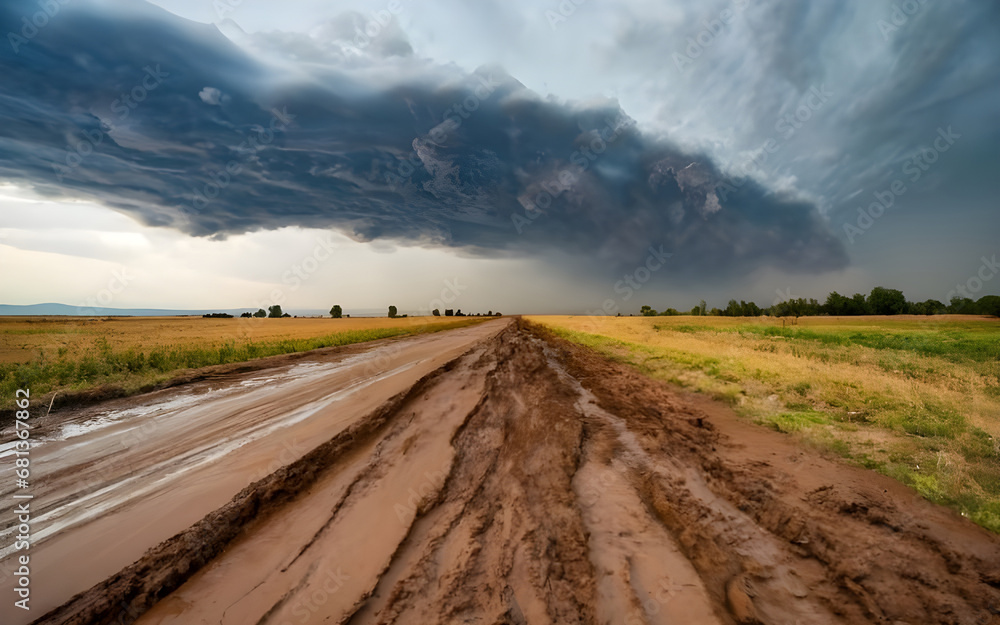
528 314 1000 533
0 315 486 409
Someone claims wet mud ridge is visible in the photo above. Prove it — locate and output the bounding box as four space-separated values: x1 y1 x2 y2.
33 321 1000 624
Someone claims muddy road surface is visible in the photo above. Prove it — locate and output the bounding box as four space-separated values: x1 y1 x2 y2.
0 319 508 624
10 320 1000 624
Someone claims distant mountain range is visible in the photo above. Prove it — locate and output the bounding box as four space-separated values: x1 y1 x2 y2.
0 303 354 317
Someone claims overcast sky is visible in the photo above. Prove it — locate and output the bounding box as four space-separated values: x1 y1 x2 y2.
1 0 997 314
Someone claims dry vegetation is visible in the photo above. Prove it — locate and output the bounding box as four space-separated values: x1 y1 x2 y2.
528 314 1000 533
0 315 484 409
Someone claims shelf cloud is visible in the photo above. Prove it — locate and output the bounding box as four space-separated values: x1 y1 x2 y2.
2 0 853 277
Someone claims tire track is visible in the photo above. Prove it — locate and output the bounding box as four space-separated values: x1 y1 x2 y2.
32 320 1000 625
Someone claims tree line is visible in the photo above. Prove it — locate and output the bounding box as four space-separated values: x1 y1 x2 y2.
641 288 1000 318
236 305 289 318
430 308 501 317
329 305 501 318
206 305 504 319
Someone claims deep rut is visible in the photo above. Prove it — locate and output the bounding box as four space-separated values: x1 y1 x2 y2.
34 320 1000 625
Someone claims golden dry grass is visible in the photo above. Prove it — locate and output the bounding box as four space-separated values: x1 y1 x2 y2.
0 315 473 364
0 315 487 410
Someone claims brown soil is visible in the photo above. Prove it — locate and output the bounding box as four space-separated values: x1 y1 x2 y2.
0 320 508 624
25 320 1000 624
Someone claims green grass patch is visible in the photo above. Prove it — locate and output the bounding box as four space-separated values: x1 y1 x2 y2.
759 410 831 433
728 325 1000 363
536 319 1000 535
656 324 710 333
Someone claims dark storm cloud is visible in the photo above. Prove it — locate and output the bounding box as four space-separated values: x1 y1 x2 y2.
600 0 1000 238
820 1 1000 211
0 0 847 275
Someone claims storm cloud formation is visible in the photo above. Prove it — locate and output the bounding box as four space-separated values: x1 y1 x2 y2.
592 0 1000 245
0 0 847 277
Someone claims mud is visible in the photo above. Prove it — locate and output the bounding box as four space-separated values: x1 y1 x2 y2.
0 320 509 624
23 320 1000 624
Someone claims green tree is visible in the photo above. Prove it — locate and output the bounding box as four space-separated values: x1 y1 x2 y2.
867 287 907 315
948 296 976 314
910 299 946 315
253 308 267 318
330 305 343 318
825 291 850 316
699 299 707 316
978 295 1000 317
268 305 283 318
850 293 870 315
388 305 398 318
640 305 657 316
432 309 441 316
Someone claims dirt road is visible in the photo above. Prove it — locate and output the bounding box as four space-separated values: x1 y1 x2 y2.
0 319 508 624
12 320 1000 624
